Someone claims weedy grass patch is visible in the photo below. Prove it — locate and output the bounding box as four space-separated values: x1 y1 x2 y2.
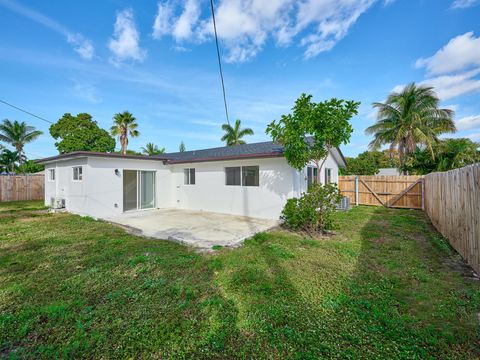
1 202 479 358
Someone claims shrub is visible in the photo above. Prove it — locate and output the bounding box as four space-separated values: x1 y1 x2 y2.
281 183 342 235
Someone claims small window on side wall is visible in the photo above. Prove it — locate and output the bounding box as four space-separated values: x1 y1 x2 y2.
325 168 332 184
242 166 259 186
72 166 83 181
225 167 241 186
307 166 318 186
48 169 55 181
184 168 195 185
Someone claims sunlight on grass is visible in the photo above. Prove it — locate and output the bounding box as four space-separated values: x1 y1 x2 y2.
1 201 479 358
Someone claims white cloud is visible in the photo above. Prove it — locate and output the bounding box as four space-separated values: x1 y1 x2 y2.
189 119 222 127
173 0 201 41
415 32 480 75
409 32 480 101
420 68 480 100
152 1 174 39
153 0 378 62
451 0 479 9
71 81 101 103
108 8 146 65
466 132 480 140
456 114 480 131
0 0 94 59
67 33 94 60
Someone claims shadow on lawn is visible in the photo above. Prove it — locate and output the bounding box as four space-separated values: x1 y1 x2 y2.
213 206 480 358
1 204 480 358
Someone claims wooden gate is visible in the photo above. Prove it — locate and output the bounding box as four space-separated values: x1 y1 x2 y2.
338 175 424 210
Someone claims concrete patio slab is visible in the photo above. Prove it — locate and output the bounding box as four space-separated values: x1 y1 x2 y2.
105 209 279 249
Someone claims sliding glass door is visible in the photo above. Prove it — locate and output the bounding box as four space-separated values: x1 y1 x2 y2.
123 170 155 212
139 171 155 209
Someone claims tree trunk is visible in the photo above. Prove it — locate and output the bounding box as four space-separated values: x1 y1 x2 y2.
314 156 327 184
16 144 23 165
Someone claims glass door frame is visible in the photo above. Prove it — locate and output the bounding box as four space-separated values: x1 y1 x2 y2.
123 170 156 212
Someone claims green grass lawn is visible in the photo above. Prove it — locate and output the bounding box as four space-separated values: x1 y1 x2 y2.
1 201 479 359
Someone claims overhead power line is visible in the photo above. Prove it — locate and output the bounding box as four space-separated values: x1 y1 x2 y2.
0 99 53 124
209 0 230 125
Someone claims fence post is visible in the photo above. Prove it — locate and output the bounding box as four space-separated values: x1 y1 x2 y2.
421 178 425 211
355 176 359 206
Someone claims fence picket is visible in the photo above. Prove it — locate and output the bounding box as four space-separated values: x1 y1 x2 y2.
0 174 44 202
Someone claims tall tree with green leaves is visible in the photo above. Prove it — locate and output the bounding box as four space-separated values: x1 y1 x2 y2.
266 93 359 181
221 119 254 146
179 141 186 152
0 119 42 163
365 83 456 170
110 111 140 155
0 149 19 174
436 138 480 171
50 113 115 154
141 142 165 155
342 150 400 175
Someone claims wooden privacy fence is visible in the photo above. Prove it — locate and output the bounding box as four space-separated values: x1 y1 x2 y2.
338 175 424 210
424 164 480 274
0 174 44 202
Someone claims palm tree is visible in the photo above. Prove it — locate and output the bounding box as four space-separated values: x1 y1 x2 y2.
436 138 480 171
179 141 186 152
141 142 165 155
365 83 456 169
0 149 19 174
0 119 42 164
221 119 254 146
110 111 140 155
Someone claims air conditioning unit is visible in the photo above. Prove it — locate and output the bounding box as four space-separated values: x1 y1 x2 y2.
337 196 350 211
51 197 66 209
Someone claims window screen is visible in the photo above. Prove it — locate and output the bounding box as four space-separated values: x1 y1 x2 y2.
184 168 195 185
307 166 318 186
48 169 55 181
73 166 83 181
325 168 332 184
242 166 259 186
225 167 241 186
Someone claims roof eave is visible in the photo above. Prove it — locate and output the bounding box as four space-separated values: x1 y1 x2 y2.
36 151 169 164
166 152 284 164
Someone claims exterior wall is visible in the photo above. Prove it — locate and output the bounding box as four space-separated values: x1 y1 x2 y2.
85 157 171 218
43 148 341 220
298 151 340 194
44 157 171 219
171 157 298 219
44 158 88 214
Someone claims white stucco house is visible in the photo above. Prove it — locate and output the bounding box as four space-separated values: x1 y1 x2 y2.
38 140 346 220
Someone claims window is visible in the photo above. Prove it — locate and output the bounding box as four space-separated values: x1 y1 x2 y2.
242 166 259 186
72 166 83 181
307 166 318 186
225 167 241 186
48 169 55 181
325 168 332 184
184 168 195 185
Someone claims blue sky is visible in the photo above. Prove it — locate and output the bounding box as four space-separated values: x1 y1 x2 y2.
0 0 479 159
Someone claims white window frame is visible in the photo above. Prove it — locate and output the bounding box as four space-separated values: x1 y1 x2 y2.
47 168 55 182
72 166 83 181
184 168 195 185
241 165 259 187
325 168 332 184
225 166 241 186
307 166 319 186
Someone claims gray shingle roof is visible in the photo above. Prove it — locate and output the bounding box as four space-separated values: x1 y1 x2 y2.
37 139 346 166
156 140 284 163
